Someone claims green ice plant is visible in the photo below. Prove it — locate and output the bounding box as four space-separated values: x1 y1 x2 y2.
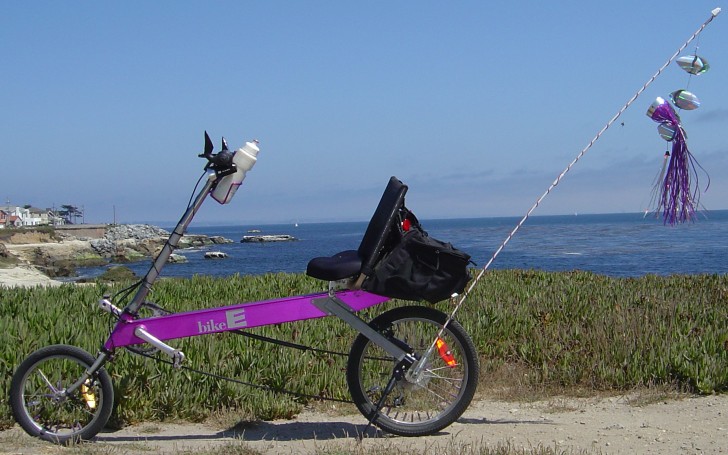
1 271 727 429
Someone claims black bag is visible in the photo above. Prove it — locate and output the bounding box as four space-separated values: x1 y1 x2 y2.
363 227 472 303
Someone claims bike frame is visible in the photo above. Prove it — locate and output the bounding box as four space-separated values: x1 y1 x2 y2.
10 137 478 444
92 168 414 376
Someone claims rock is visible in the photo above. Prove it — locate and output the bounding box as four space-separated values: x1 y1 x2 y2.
241 234 297 243
4 240 104 277
90 224 170 261
168 254 188 263
204 251 228 259
110 249 147 263
178 234 210 249
94 265 137 283
104 224 170 242
210 236 233 244
0 265 62 288
3 224 230 278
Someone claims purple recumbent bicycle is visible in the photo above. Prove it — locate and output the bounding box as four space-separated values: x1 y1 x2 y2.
9 133 479 443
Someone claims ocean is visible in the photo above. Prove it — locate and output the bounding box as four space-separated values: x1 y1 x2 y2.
77 210 728 280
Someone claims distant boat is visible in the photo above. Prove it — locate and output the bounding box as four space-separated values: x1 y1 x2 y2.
241 234 297 243
247 229 261 233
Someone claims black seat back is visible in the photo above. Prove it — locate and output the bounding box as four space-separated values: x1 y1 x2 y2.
357 176 408 277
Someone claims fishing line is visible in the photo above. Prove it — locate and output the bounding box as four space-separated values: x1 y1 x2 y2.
444 7 721 325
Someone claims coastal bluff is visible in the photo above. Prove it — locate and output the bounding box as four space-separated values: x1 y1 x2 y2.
1 224 231 278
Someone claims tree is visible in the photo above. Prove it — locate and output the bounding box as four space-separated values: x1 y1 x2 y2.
59 205 83 224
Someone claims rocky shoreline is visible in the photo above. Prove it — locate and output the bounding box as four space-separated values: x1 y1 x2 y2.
0 224 231 285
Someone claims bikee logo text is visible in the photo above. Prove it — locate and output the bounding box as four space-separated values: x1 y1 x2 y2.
196 308 247 334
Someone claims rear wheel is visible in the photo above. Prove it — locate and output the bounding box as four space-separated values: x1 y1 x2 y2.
10 344 114 444
347 306 478 436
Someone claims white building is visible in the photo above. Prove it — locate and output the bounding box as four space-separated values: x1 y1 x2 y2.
0 205 65 227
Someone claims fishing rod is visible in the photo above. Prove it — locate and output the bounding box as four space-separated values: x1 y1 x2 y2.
447 7 722 323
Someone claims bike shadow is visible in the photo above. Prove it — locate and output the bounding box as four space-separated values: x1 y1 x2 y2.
96 416 552 444
220 420 385 441
96 420 384 443
458 417 556 426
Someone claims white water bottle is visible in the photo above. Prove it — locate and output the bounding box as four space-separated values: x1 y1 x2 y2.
211 140 260 204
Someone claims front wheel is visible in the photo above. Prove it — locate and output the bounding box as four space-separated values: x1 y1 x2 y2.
9 344 114 444
347 306 479 436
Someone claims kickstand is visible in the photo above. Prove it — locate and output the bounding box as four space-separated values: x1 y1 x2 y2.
357 356 411 441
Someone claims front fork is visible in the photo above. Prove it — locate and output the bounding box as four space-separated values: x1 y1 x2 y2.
57 297 124 398
62 350 112 398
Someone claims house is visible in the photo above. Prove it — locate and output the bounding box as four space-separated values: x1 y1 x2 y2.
47 210 65 226
0 205 65 227
0 206 23 228
0 210 23 228
23 207 55 226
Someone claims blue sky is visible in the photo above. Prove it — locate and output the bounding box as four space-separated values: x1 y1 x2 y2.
2 1 727 225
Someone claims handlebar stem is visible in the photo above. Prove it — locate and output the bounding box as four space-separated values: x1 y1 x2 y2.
123 171 218 315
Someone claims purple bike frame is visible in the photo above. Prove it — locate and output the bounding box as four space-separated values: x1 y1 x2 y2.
104 290 389 351
95 166 405 364
70 147 413 395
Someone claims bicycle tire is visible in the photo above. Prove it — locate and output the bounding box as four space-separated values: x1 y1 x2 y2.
346 306 478 436
10 344 114 444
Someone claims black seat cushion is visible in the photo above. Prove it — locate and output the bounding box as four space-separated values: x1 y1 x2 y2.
305 250 362 281
306 177 407 282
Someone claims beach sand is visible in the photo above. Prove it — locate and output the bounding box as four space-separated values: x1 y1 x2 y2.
0 265 63 288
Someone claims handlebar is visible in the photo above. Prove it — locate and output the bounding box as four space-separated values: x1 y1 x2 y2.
199 131 237 178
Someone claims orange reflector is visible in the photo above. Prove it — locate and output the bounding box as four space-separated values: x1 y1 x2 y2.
435 337 457 368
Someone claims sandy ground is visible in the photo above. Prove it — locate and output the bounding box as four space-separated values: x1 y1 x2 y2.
1 240 95 288
2 394 726 454
3 240 95 264
0 265 62 288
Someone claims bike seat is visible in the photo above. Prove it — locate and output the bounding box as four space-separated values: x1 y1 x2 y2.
306 177 408 282
305 249 362 281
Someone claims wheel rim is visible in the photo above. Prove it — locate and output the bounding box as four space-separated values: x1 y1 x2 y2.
355 317 469 427
19 354 107 440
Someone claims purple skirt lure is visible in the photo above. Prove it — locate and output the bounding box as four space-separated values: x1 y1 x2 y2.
646 97 707 225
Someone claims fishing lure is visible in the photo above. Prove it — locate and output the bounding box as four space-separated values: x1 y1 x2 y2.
444 8 721 327
646 54 711 225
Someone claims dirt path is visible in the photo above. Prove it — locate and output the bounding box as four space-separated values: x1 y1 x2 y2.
3 394 727 454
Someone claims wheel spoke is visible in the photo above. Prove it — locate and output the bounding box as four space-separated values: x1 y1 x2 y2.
10 345 114 444
35 369 59 394
347 306 478 436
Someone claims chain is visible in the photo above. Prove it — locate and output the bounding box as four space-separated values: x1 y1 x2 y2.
229 329 352 357
131 346 355 404
128 325 396 404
